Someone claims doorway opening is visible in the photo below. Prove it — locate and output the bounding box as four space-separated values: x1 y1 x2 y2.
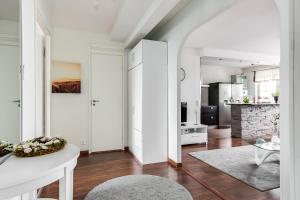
179 0 281 198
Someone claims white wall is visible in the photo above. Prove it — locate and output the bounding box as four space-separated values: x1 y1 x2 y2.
180 48 201 124
201 65 242 84
51 28 124 151
148 0 237 163
0 20 19 35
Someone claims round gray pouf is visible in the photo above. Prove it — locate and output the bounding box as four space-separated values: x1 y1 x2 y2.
84 175 193 200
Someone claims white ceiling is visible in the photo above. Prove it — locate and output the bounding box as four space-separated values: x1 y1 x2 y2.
47 0 153 41
110 0 153 41
184 0 280 56
0 0 19 21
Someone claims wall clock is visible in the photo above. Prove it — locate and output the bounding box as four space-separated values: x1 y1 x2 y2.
180 68 186 82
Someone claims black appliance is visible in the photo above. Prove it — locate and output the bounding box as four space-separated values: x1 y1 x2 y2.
181 102 187 124
201 105 218 125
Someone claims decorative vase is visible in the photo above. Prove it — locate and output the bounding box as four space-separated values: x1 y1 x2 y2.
272 126 280 145
271 135 280 145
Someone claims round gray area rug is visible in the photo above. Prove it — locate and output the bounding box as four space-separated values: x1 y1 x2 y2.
84 175 193 200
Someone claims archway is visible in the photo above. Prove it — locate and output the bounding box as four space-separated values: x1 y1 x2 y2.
179 0 281 198
148 0 296 199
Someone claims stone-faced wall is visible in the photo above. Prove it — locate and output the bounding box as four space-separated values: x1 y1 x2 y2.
231 104 280 141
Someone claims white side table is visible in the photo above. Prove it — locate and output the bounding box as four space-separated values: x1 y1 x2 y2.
0 144 80 200
181 123 208 145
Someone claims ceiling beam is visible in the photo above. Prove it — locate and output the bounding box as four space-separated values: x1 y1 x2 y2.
125 0 182 48
199 48 280 65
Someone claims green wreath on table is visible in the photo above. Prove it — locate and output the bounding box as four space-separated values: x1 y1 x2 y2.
14 137 67 157
0 140 14 157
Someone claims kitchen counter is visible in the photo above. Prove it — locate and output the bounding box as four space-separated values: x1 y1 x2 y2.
231 103 280 140
227 103 279 106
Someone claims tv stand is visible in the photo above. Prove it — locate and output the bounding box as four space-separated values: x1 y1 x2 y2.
181 123 208 145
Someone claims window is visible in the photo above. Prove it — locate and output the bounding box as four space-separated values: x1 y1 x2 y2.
254 68 280 100
256 80 279 98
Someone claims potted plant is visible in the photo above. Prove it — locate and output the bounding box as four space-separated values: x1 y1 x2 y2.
243 96 250 104
272 92 280 103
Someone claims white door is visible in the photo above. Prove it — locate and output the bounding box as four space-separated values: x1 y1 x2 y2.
0 45 20 143
91 53 123 152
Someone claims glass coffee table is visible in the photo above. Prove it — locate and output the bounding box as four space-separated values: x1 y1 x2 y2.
253 138 280 166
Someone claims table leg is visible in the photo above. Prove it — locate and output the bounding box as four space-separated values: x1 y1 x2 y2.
59 167 73 200
255 148 275 166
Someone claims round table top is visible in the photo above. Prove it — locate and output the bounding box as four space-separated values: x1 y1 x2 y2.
0 144 80 190
253 142 280 151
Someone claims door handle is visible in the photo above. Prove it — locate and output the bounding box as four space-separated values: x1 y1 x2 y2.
92 100 100 106
12 99 21 107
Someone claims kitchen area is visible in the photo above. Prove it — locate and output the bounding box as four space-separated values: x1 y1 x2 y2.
200 59 280 141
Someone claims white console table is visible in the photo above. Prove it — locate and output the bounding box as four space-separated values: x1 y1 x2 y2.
181 124 208 145
0 144 80 200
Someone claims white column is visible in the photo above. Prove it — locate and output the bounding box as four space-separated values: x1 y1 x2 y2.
279 0 298 199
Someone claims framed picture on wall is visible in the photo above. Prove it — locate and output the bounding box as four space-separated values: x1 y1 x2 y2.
52 61 81 93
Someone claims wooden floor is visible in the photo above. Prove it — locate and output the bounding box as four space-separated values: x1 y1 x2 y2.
182 128 280 200
41 128 280 200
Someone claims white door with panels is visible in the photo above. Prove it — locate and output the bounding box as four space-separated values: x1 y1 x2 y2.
91 53 123 152
0 45 20 144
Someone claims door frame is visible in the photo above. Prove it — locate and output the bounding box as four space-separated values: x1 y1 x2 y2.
88 45 126 153
36 12 52 137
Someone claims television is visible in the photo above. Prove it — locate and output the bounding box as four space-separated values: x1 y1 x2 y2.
181 102 187 124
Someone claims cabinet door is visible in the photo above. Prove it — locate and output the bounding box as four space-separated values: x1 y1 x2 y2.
128 70 134 149
134 64 143 132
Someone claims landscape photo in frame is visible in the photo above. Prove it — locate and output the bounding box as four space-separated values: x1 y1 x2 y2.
52 61 81 93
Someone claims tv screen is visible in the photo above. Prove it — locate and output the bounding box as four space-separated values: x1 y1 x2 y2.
181 102 187 123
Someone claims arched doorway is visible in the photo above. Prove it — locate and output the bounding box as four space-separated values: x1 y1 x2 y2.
179 0 280 198
148 0 296 199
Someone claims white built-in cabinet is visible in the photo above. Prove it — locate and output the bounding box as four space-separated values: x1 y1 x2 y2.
128 40 167 165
